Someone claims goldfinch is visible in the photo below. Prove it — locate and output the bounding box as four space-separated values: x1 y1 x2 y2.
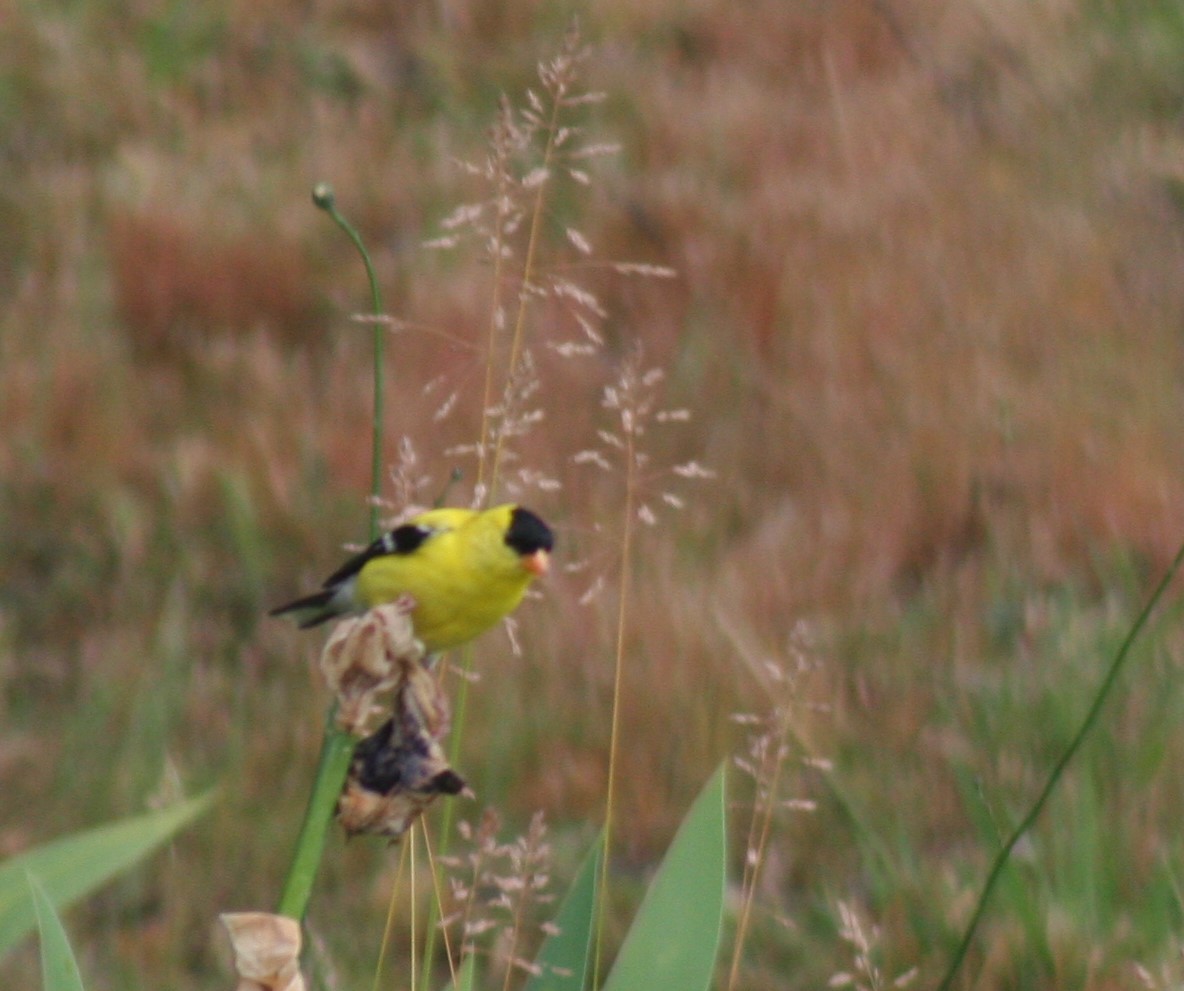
270 504 553 652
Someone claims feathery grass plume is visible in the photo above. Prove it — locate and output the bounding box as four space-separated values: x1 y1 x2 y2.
435 809 555 987
423 44 581 505
572 342 713 980
437 807 505 959
1134 953 1184 990
384 27 681 986
445 348 557 504
828 901 918 991
377 436 433 525
422 23 670 508
489 811 555 989
724 620 829 991
409 27 634 986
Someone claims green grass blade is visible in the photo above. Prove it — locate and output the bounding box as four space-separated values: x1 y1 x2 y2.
0 791 215 961
526 831 604 991
27 872 86 991
602 763 727 991
937 539 1184 991
444 952 476 991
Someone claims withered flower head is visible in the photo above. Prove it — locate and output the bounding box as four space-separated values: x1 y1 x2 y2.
220 912 305 991
337 641 469 839
319 600 422 735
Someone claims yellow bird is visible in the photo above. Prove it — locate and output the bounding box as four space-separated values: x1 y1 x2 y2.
270 504 553 652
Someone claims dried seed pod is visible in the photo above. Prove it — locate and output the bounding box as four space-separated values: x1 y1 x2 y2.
220 912 305 991
337 639 468 838
319 600 421 735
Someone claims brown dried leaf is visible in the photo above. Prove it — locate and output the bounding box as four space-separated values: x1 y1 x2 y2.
220 912 305 991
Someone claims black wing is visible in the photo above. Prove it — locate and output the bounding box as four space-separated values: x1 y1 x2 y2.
320 522 434 588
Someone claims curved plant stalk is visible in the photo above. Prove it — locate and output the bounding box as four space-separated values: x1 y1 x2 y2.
311 183 387 539
276 184 387 923
937 539 1184 991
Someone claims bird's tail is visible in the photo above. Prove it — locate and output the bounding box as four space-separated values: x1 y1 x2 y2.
269 589 344 629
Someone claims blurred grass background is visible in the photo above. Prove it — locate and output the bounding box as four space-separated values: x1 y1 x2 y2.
4 0 1184 987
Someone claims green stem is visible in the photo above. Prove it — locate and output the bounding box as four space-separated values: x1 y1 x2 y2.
312 182 386 540
276 184 387 922
937 540 1184 991
277 712 356 919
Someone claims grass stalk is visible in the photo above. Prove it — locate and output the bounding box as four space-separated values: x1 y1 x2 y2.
488 75 564 495
417 645 476 991
474 110 515 505
725 708 792 991
936 538 1184 991
276 184 387 922
372 840 411 991
410 823 420 991
421 822 460 989
416 92 554 983
422 59 566 983
416 109 529 972
593 426 638 987
500 863 531 991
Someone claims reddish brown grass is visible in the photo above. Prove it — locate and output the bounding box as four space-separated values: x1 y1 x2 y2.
107 210 320 358
4 0 1184 987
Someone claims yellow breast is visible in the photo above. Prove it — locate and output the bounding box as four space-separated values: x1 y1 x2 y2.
354 507 534 651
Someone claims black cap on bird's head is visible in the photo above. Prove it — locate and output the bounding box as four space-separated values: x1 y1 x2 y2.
505 506 554 576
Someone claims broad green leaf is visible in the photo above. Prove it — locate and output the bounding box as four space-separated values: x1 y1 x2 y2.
443 952 476 991
27 872 85 991
0 791 215 961
526 831 603 991
602 763 727 991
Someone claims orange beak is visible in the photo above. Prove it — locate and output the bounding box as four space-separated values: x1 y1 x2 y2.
523 548 550 577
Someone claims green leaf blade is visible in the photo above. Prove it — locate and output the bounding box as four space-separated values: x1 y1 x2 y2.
526 831 603 991
27 872 86 991
444 952 477 991
602 763 727 991
0 791 215 961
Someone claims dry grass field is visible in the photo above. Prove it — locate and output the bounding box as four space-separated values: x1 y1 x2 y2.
4 1 1184 987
